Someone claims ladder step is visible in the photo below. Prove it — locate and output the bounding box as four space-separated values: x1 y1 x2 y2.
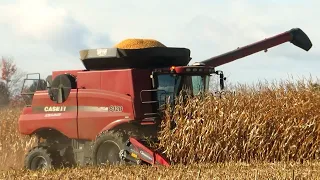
141 101 158 104
144 113 159 116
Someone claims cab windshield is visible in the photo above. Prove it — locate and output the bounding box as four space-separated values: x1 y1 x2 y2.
156 74 210 106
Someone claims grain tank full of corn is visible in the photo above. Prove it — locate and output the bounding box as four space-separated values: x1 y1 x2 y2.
18 28 312 170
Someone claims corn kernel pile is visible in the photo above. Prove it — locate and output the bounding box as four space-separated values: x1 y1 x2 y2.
114 38 166 49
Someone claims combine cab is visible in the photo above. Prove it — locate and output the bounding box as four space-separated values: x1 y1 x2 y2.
18 28 312 170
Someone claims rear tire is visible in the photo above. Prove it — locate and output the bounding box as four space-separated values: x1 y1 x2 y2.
24 146 61 170
92 130 127 166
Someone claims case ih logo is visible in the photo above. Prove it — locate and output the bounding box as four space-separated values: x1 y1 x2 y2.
44 106 67 112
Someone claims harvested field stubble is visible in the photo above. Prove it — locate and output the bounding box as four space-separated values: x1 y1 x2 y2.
158 79 320 164
2 162 320 180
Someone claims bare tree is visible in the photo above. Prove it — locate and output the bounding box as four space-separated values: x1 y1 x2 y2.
0 56 25 106
0 81 10 106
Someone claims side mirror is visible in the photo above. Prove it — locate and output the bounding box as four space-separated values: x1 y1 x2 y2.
216 70 226 91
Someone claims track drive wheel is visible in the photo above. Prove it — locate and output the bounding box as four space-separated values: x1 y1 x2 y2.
92 130 127 166
24 146 61 170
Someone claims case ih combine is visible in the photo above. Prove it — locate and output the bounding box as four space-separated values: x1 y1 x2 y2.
18 28 312 170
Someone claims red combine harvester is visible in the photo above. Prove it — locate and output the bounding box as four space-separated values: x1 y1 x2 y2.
19 28 312 170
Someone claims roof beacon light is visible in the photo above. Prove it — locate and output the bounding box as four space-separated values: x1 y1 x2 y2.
170 66 175 72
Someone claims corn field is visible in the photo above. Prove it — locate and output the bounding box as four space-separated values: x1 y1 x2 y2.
158 78 320 164
0 108 36 170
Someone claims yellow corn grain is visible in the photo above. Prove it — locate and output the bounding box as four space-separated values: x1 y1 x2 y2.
114 38 166 49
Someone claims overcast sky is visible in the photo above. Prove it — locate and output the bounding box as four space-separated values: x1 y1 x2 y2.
0 0 319 85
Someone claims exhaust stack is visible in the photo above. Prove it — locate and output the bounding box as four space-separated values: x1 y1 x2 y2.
200 28 312 67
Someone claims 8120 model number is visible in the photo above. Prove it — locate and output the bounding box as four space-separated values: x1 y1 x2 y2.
108 105 123 112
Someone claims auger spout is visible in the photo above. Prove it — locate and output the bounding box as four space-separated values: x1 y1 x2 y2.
200 28 313 67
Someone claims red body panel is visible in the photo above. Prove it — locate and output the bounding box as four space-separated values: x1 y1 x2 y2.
18 68 155 140
19 90 78 138
52 70 83 79
77 89 134 140
99 119 133 133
